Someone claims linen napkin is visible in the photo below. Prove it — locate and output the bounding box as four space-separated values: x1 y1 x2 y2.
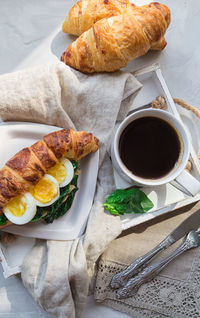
0 61 142 317
94 100 200 318
94 201 200 318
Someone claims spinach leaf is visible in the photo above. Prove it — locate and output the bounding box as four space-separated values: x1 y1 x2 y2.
44 174 78 223
31 184 73 223
53 187 78 220
71 160 80 172
31 207 46 223
32 161 79 224
71 174 78 186
104 188 154 216
44 174 79 223
0 213 8 225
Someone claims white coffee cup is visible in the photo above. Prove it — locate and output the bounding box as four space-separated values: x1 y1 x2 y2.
111 108 200 196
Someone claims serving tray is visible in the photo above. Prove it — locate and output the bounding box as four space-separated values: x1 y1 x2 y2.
1 63 200 278
116 64 200 230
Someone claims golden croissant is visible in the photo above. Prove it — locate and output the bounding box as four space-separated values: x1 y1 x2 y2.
62 0 133 36
61 2 171 73
0 129 99 228
62 0 167 51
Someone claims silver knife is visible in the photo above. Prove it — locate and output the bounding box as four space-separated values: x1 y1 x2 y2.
110 208 200 289
116 229 200 299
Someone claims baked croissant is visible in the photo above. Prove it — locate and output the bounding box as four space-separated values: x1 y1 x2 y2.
62 0 133 36
0 129 99 210
61 2 171 73
62 0 167 51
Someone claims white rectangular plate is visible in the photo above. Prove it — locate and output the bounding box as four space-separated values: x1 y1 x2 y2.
0 122 99 240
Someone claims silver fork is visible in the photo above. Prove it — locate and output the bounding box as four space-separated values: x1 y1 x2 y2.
115 230 200 299
110 234 174 289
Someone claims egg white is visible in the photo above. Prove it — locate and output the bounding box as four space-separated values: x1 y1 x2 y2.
4 160 75 225
59 158 74 188
4 192 37 225
32 174 60 207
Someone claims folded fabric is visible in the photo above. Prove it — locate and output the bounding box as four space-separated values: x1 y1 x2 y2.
0 62 142 318
95 201 200 318
94 98 200 318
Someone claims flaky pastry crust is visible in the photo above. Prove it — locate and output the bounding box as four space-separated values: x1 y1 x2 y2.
62 0 132 36
0 129 100 211
61 2 171 73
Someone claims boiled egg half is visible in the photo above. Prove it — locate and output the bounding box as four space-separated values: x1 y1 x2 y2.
4 192 37 225
4 159 75 224
30 174 60 207
48 158 74 188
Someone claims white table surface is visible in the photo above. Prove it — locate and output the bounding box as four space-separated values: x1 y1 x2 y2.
0 0 200 317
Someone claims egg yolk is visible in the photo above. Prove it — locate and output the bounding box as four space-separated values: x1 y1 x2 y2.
48 163 67 184
6 195 27 217
31 178 58 204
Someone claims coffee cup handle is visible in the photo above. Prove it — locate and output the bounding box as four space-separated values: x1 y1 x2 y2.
172 170 200 196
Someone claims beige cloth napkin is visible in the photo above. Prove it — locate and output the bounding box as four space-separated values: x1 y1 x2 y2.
0 61 142 317
95 198 200 318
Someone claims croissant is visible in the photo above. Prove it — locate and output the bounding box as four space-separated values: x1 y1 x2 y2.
62 0 133 36
61 2 171 73
62 0 167 51
0 129 99 213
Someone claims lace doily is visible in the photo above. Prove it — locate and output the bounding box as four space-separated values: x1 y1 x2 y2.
94 246 200 318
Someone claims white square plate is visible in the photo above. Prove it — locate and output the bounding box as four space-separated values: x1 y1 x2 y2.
0 122 99 240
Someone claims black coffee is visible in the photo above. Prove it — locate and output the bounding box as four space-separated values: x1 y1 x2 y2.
119 116 181 179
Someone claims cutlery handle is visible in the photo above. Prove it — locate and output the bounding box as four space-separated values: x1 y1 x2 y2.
110 235 174 289
117 235 194 299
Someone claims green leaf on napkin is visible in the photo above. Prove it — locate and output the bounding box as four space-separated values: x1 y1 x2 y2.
104 188 154 215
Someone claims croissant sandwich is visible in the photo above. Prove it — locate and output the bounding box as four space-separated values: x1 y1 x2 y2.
61 2 171 73
0 129 99 228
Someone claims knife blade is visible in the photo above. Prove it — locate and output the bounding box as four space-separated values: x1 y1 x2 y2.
167 208 200 242
110 208 200 289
